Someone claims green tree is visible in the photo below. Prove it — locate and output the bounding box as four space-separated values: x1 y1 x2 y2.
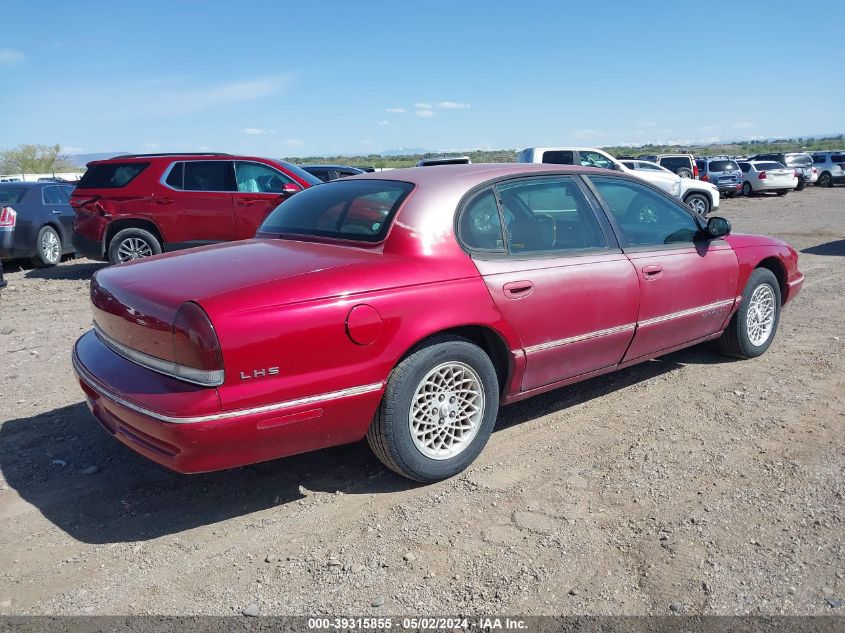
0 144 72 177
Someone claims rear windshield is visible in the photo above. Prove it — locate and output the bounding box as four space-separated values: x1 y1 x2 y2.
0 186 28 204
785 154 812 167
659 156 692 170
708 160 739 172
259 179 414 243
77 162 149 189
755 162 785 170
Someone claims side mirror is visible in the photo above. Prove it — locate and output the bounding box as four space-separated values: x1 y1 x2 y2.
281 182 302 196
706 216 731 238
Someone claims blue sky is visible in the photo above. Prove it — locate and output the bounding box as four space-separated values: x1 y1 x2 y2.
1 0 842 157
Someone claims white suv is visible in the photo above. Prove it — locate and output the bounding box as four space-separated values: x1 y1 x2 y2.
518 147 719 214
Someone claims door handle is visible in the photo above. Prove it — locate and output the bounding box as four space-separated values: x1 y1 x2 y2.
156 197 174 205
51 209 62 214
503 280 534 299
641 265 663 280
236 198 260 206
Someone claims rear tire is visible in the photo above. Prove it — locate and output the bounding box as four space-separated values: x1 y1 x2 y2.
108 228 162 265
367 335 499 482
742 182 754 197
684 193 710 215
795 180 806 191
31 226 61 268
717 268 781 359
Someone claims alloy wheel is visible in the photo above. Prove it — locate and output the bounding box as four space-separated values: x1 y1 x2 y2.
116 237 154 262
41 230 60 264
747 284 776 346
408 361 485 460
687 197 707 214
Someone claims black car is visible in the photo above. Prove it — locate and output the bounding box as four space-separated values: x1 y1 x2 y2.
0 182 76 267
300 164 365 182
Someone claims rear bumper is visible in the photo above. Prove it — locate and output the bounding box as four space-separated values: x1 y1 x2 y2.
716 183 742 194
0 228 31 259
72 330 384 473
72 231 105 260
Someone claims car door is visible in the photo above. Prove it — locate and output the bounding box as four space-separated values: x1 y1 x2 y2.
42 185 75 246
233 161 298 239
159 160 236 247
460 175 639 392
587 175 738 362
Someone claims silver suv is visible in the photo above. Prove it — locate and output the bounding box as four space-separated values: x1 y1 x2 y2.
810 151 845 187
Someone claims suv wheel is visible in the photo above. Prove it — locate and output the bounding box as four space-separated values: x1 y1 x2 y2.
684 193 710 215
108 228 162 265
817 172 833 188
31 226 62 268
677 169 693 179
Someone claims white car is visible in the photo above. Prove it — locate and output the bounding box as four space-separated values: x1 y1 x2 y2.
737 161 798 197
518 147 681 198
622 159 720 215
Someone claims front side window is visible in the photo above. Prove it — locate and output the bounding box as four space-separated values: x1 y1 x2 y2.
496 177 606 253
182 161 235 192
259 179 413 242
579 151 615 170
541 150 575 165
812 155 826 164
589 176 700 247
638 162 664 171
234 161 293 193
831 154 845 163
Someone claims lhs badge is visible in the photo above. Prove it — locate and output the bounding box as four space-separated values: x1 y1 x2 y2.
239 367 280 380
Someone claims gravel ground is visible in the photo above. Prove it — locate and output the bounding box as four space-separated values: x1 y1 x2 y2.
0 187 843 616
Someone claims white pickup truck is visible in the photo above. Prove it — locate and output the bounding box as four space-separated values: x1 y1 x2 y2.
517 147 719 214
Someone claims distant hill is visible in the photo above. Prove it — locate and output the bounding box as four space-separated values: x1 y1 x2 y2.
67 152 129 168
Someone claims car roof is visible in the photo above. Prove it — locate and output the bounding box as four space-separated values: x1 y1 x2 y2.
0 181 61 188
301 164 362 170
87 153 276 165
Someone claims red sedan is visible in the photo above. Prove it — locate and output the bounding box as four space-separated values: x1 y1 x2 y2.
72 164 803 482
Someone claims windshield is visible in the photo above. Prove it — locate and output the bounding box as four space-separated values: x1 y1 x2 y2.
784 154 812 167
259 179 414 242
278 160 322 186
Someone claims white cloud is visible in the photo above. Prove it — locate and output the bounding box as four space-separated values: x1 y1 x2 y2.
378 120 389 126
732 121 755 130
140 75 290 115
243 128 266 135
436 101 470 109
415 109 435 118
280 138 304 147
414 102 433 110
386 107 406 114
0 48 25 66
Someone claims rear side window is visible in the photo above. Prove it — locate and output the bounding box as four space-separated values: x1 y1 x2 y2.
77 162 149 189
541 151 575 165
738 162 750 173
183 161 234 192
259 179 414 242
460 189 503 251
0 186 27 204
708 160 739 172
812 155 826 164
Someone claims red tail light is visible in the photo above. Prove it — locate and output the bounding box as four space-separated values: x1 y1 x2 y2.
758 171 767 180
693 164 699 179
794 170 800 178
812 167 817 174
700 174 709 182
172 302 224 385
0 206 16 228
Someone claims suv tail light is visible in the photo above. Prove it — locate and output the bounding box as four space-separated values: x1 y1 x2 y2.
0 206 16 228
758 171 767 180
693 164 699 179
700 174 709 182
171 302 224 386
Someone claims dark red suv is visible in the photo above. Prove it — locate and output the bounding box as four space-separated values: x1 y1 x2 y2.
71 153 320 264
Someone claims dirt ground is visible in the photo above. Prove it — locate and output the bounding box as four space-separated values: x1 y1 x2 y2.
0 187 843 617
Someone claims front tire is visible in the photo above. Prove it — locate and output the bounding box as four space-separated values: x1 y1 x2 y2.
717 268 781 359
684 193 710 215
818 172 833 188
31 226 61 267
367 335 499 482
742 182 754 197
108 228 162 265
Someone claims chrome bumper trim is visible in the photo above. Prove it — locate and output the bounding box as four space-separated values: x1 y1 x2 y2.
72 349 384 425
